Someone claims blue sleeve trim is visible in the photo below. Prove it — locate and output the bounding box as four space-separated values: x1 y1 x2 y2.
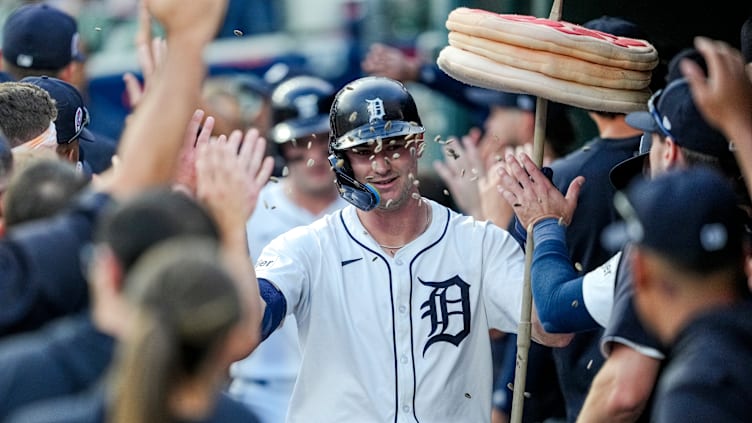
531 219 598 333
258 278 287 342
509 215 527 250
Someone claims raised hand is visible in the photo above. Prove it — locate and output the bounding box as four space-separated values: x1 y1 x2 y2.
433 131 485 218
682 37 752 140
196 128 275 232
361 43 422 82
123 2 167 109
497 153 583 229
144 0 227 43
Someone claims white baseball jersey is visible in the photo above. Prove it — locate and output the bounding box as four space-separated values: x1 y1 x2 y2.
581 251 621 328
255 198 526 423
229 181 347 423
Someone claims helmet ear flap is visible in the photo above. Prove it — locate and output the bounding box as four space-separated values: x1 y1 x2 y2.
327 151 380 211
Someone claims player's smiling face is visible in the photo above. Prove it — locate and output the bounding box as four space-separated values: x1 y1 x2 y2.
344 137 423 211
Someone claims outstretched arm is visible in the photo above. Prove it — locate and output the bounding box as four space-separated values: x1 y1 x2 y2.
497 153 600 333
195 128 275 358
682 36 752 198
577 344 660 423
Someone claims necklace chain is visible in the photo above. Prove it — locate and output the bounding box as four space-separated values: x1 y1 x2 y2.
377 202 430 251
378 242 406 250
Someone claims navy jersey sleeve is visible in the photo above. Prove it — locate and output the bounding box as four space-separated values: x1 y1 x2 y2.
531 219 598 333
0 191 113 336
258 278 287 341
600 244 665 359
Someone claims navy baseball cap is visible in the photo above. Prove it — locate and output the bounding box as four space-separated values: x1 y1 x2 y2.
610 78 733 190
465 88 536 112
604 167 746 273
582 16 649 40
2 4 85 70
21 76 93 144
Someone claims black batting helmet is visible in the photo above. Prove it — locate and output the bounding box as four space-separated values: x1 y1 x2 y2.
269 75 335 144
327 76 424 211
329 76 424 152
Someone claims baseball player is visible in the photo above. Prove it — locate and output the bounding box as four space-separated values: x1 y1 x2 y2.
251 76 569 422
229 75 349 423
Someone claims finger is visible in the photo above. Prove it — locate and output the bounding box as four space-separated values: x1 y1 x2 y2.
225 129 243 151
245 129 268 179
135 0 152 46
504 153 534 193
137 43 155 82
182 109 205 146
495 163 524 198
122 72 143 108
462 135 484 173
196 115 214 148
565 176 585 209
237 127 257 173
519 152 554 196
255 156 275 187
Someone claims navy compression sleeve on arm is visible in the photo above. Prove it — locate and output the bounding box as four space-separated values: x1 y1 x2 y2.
258 278 287 342
531 218 598 333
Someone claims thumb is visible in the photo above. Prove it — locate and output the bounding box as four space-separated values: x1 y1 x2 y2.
565 176 585 208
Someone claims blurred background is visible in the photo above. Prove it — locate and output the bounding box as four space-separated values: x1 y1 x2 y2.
0 0 749 171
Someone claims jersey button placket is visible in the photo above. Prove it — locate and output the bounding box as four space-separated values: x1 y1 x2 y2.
392 262 415 422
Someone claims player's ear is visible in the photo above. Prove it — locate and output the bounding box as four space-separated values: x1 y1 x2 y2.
663 137 680 165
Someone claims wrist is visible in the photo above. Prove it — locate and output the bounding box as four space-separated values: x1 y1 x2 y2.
528 214 568 230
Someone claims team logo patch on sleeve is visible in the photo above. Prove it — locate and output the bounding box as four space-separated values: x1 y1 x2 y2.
420 276 471 355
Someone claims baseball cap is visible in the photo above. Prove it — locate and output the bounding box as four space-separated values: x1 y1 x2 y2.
21 76 93 144
582 15 649 40
609 78 733 190
2 4 85 70
465 88 536 112
604 167 746 273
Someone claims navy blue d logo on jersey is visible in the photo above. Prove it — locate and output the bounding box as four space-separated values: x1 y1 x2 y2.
419 276 471 356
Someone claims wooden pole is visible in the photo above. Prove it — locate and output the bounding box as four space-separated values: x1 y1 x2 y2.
509 1 562 422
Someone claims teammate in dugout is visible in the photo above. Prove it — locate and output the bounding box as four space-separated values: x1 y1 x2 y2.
251 76 570 422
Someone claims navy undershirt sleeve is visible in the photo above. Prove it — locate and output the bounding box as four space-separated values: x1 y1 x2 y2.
258 278 287 342
531 218 598 333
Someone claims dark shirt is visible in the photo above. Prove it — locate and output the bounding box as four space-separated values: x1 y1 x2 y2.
548 134 641 422
6 385 259 423
550 135 641 272
652 301 752 423
601 244 665 360
0 313 114 421
600 244 664 423
79 131 117 175
0 190 114 336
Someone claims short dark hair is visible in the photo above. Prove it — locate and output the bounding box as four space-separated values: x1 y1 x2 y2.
0 82 57 146
1 60 64 82
2 158 87 227
94 188 220 272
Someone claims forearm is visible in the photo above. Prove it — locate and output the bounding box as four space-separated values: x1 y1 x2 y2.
730 126 752 199
111 33 206 197
531 219 597 333
222 225 264 346
577 345 659 423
